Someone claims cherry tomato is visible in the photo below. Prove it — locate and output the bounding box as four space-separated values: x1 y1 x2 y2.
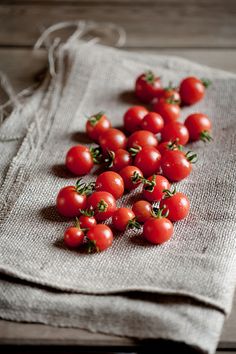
132 200 152 223
157 141 183 155
112 207 139 232
161 150 196 182
86 191 117 221
56 179 94 217
127 130 158 150
87 224 113 252
161 122 189 146
140 112 164 134
105 149 132 172
179 77 211 105
86 112 111 142
64 227 84 248
95 171 124 200
143 174 170 202
135 71 162 103
133 146 161 177
78 215 97 230
160 190 190 221
153 99 180 124
159 85 181 103
143 216 173 244
99 128 127 153
184 113 212 142
123 106 149 133
119 165 143 191
66 145 97 176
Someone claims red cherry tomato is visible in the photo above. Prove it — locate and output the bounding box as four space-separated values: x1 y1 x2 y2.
66 145 95 176
78 215 97 230
86 112 111 142
161 150 196 182
132 200 152 223
143 216 173 244
184 113 212 142
160 190 190 221
99 128 127 153
64 227 84 248
133 146 161 178
157 141 182 155
86 191 117 221
123 106 148 133
153 99 180 124
159 85 181 103
161 122 189 146
112 207 137 232
87 224 113 252
143 175 170 202
127 130 158 150
119 165 143 191
179 77 211 105
140 112 164 134
135 71 162 103
106 149 132 172
95 171 124 200
56 179 94 217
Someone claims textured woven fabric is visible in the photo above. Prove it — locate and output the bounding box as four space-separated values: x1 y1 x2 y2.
0 39 236 353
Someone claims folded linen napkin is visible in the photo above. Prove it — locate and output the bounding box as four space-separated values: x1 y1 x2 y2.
0 31 236 354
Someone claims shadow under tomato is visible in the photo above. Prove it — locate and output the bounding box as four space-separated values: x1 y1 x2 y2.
119 90 140 105
51 163 75 179
40 205 69 223
70 131 91 144
53 239 89 254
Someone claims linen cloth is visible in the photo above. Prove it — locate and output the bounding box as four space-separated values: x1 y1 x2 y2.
0 38 236 353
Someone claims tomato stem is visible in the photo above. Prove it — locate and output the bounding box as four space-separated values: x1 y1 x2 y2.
185 151 198 164
131 171 143 185
144 70 155 85
151 206 169 219
97 199 108 212
201 78 212 88
88 111 105 126
104 150 115 168
129 146 142 157
80 208 95 217
200 130 212 142
90 146 103 164
75 179 95 196
163 186 177 198
127 218 141 230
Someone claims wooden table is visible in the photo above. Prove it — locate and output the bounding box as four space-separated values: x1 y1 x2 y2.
0 1 236 352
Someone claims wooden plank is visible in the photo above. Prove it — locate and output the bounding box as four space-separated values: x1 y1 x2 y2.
0 3 235 48
0 49 235 98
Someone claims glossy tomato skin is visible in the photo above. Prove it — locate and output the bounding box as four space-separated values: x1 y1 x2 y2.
123 106 149 133
135 72 162 103
78 215 97 230
161 150 192 182
140 112 164 134
143 175 170 202
112 207 135 232
160 192 190 221
161 122 189 146
134 146 161 177
86 113 111 142
86 191 117 221
179 77 205 105
153 100 180 124
127 130 158 150
143 217 173 244
87 224 113 252
185 113 212 141
56 186 87 217
108 149 132 172
132 200 152 223
119 166 143 191
64 227 84 248
99 128 127 153
66 145 93 176
95 171 124 199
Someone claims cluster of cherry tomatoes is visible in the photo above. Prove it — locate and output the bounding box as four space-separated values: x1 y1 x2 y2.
56 72 212 252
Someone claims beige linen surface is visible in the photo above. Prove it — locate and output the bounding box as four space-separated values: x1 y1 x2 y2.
0 39 236 353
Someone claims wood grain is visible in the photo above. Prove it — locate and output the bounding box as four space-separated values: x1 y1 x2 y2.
0 2 235 48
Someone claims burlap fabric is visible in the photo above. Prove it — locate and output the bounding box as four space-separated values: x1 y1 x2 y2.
0 38 236 353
